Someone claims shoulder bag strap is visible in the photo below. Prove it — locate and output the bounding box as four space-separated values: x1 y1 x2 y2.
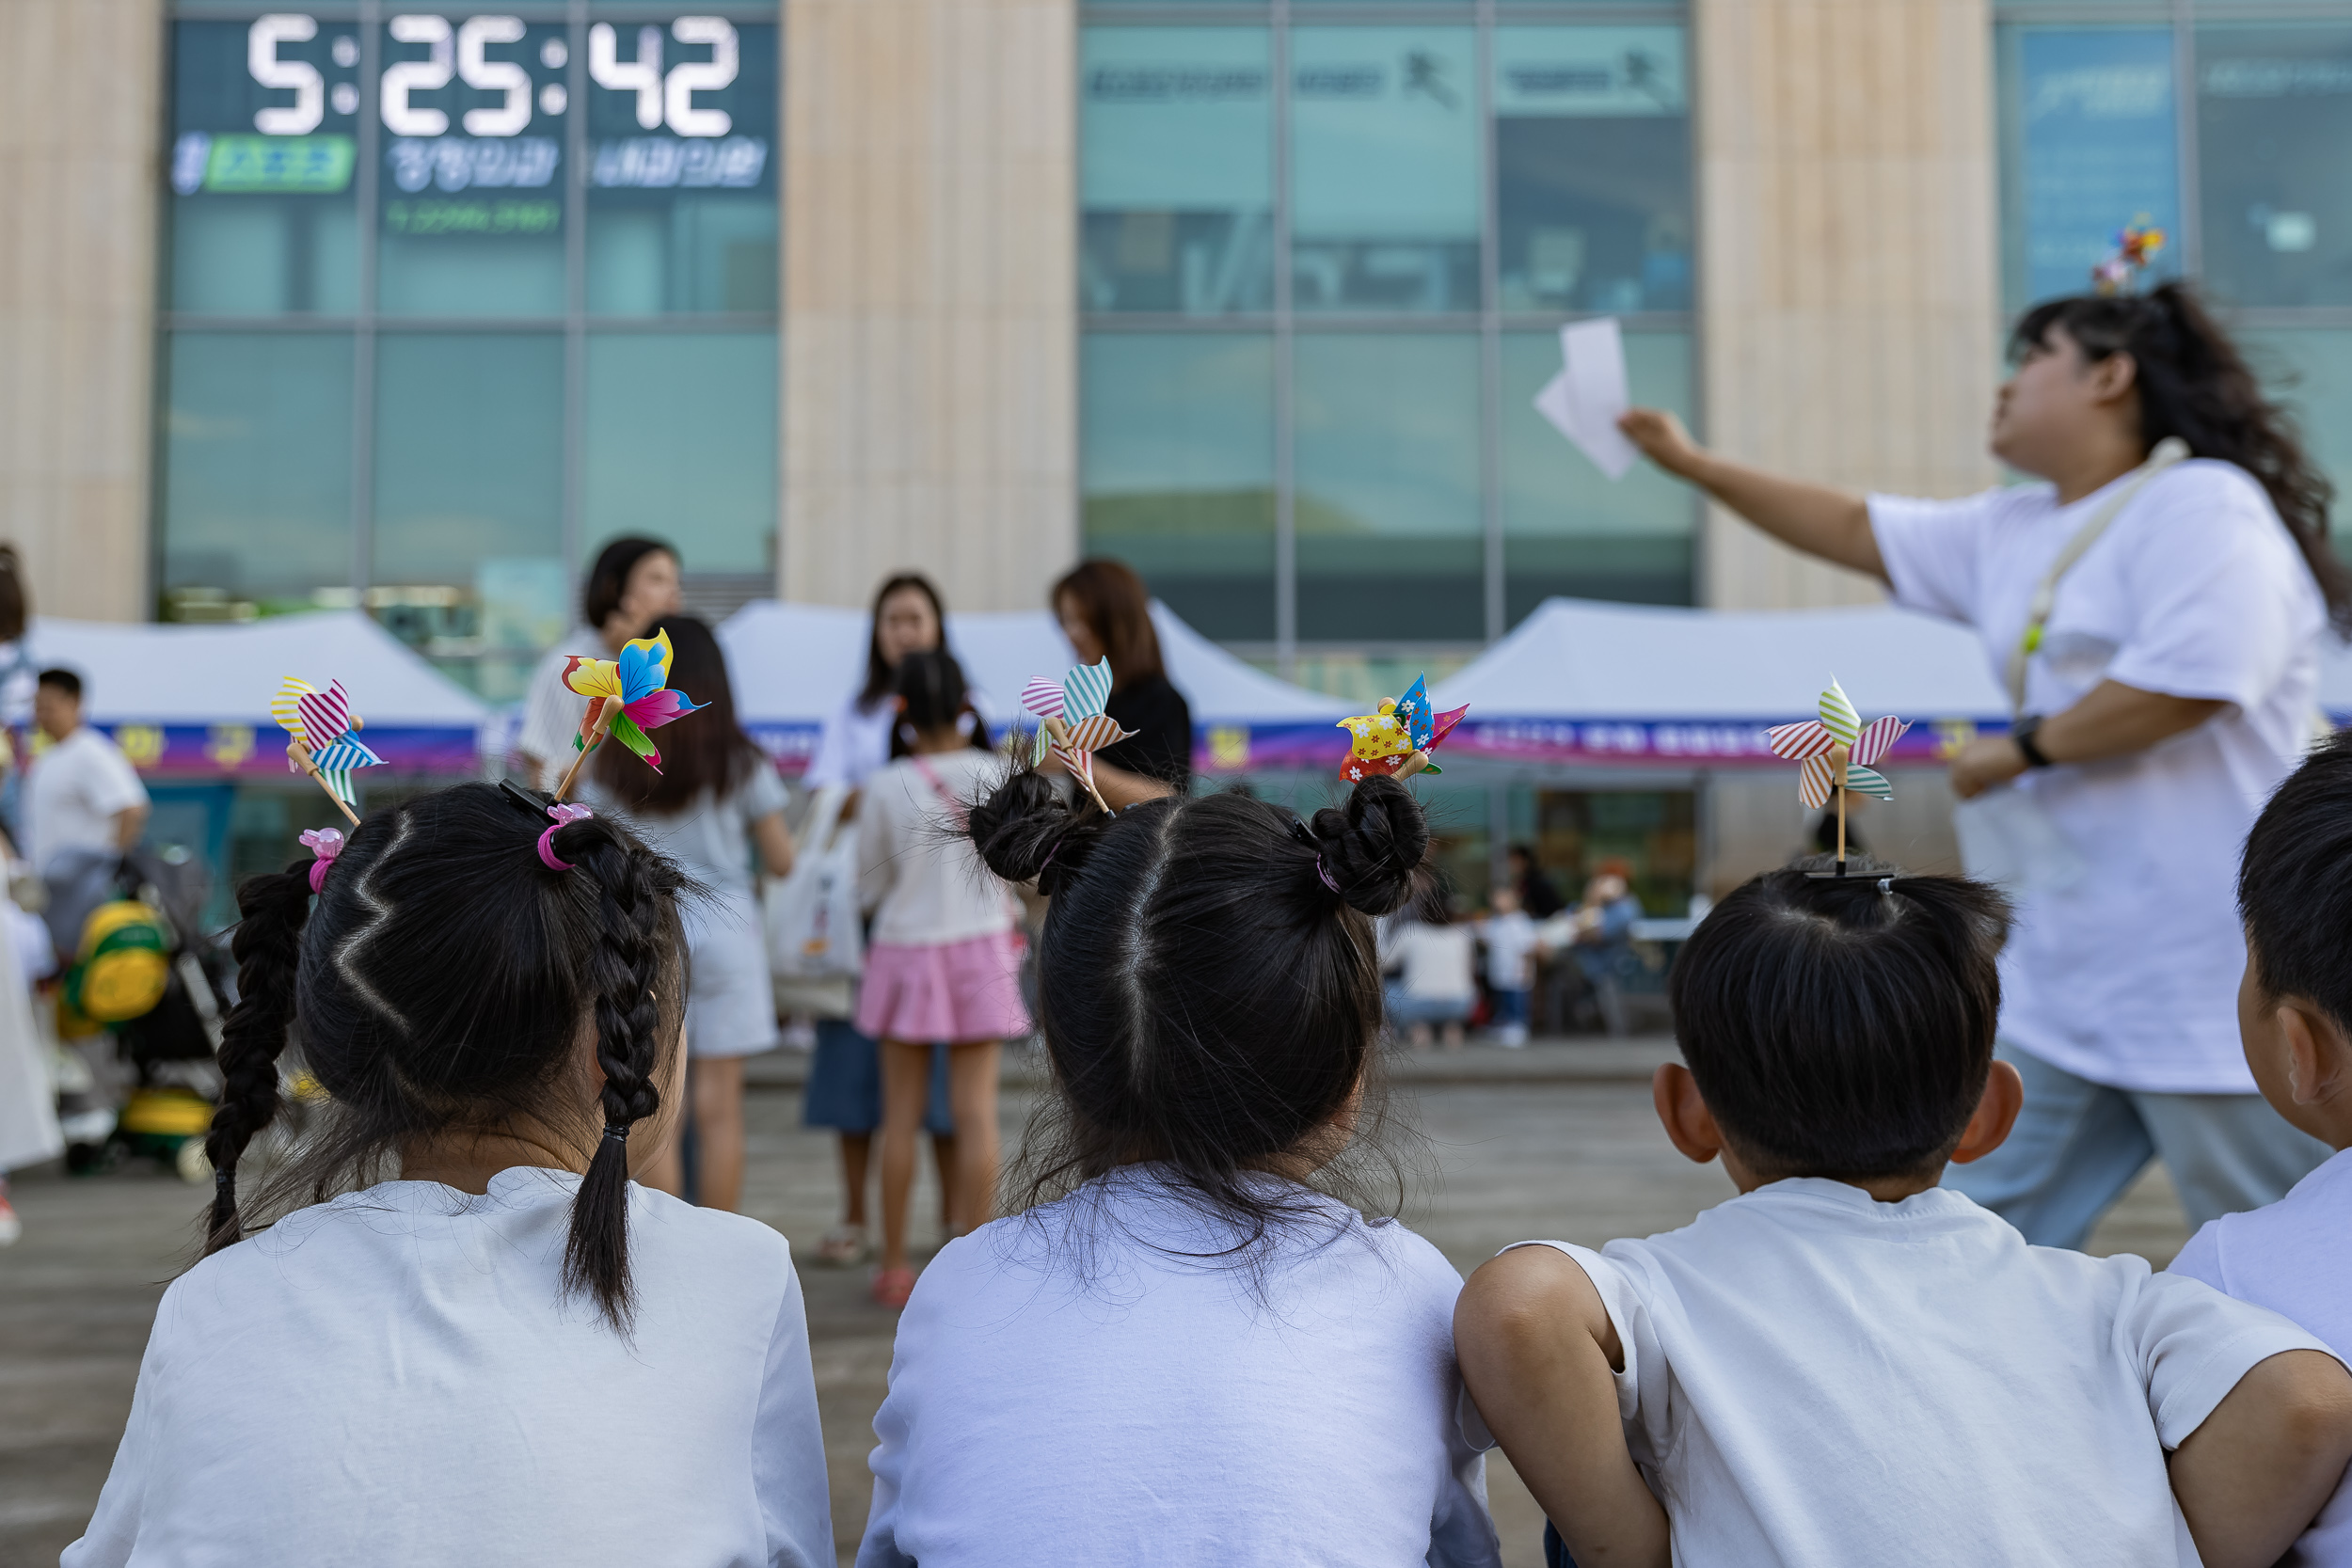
2004 436 2189 716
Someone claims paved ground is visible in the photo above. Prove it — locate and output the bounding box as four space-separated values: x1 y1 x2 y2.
0 1041 2187 1568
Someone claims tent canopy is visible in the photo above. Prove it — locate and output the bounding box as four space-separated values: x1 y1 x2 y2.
30 611 489 779
718 600 1346 773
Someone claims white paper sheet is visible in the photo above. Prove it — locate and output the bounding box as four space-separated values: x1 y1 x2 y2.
1533 317 1638 481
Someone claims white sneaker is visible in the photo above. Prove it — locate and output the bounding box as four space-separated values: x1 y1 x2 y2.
1496 1024 1529 1048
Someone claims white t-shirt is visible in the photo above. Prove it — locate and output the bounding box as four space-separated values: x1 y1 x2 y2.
858 1170 1502 1568
516 626 606 785
1482 911 1540 990
1493 1179 2330 1567
855 749 1015 947
582 760 790 898
2171 1145 2352 1566
64 1168 833 1568
1384 921 1478 1002
1871 460 2326 1092
26 727 149 875
803 693 898 790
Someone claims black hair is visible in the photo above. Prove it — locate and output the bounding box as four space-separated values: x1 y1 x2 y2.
37 667 80 701
200 782 690 1332
589 616 766 815
1668 859 2011 1180
2241 730 2352 1035
0 545 28 644
859 573 948 710
965 770 1432 1266
580 536 677 632
2011 282 2351 630
887 648 991 758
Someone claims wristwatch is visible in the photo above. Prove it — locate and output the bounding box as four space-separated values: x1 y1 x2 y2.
2011 714 2054 768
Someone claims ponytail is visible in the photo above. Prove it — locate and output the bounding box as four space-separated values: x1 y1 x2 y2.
202 859 312 1254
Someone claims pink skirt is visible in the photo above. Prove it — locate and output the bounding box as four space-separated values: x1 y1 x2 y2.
856 929 1032 1044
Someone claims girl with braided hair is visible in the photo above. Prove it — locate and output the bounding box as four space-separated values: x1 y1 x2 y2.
64 783 832 1568
857 774 1503 1568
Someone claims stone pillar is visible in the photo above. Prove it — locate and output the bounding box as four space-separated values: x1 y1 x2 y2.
0 0 161 622
781 0 1078 612
1692 0 2002 612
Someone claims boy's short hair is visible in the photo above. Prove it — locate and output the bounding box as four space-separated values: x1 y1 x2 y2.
37 667 81 702
1669 859 2012 1180
2241 731 2352 1033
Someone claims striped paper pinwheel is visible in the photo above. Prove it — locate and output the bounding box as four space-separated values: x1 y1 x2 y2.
1766 678 1907 872
1338 674 1469 784
1020 657 1135 813
559 627 706 786
273 677 380 822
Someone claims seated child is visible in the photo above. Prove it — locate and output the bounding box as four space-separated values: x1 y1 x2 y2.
1454 862 2352 1568
2170 732 2352 1564
64 784 832 1568
857 774 1502 1568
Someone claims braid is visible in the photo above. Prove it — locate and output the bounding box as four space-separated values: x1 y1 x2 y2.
202 859 314 1254
559 823 672 1330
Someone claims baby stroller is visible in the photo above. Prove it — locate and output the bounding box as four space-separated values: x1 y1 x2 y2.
46 846 233 1182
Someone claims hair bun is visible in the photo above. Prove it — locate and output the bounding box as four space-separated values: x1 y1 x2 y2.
1309 775 1430 917
968 769 1099 895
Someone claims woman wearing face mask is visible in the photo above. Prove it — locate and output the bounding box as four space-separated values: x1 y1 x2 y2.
1618 282 2349 1251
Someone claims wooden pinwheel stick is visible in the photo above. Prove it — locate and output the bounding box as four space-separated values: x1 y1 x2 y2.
1042 714 1113 815
1394 750 1434 783
284 738 361 829
1831 741 1851 877
552 696 623 803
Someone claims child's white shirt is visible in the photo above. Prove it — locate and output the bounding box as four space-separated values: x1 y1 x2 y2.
855 749 1014 946
1482 911 1540 990
64 1168 833 1568
1487 1178 2330 1568
2171 1145 2352 1566
859 1169 1502 1568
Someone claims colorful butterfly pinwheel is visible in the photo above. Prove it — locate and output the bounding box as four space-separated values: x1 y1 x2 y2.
1019 657 1135 813
1764 677 1908 812
273 677 382 813
560 628 705 776
1338 675 1468 784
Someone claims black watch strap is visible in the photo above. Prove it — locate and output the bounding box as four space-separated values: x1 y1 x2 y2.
2012 714 2054 768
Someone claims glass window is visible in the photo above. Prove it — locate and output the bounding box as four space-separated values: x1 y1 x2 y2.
376 15 571 317
1080 27 1274 317
1494 27 1691 314
2197 25 2352 309
1294 333 1483 641
1291 27 1481 313
1502 328 1694 618
2238 326 2352 546
586 20 780 315
168 19 361 315
584 333 778 573
1082 333 1277 641
1999 26 2182 309
161 334 354 615
373 334 564 697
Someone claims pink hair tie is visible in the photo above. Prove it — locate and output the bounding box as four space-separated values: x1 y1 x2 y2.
298 828 344 894
538 803 593 871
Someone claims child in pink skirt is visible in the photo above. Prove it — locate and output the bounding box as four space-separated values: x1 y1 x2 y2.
856 650 1027 1307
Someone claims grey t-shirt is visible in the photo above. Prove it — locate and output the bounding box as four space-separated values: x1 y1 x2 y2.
584 762 789 897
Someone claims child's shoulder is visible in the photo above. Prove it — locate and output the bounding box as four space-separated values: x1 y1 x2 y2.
630 1183 796 1281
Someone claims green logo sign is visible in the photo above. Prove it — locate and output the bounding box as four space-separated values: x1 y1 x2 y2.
205 135 356 194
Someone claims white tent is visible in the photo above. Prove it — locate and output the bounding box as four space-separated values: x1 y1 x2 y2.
29 611 490 778
718 600 1345 773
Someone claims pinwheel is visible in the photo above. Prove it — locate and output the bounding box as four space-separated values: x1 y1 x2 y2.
1765 677 1908 875
272 677 379 825
1338 675 1468 784
1019 657 1134 814
2092 221 2165 295
553 627 706 798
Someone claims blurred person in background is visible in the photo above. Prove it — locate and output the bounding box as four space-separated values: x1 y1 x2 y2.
1507 843 1565 920
580 617 791 1213
1382 886 1477 1052
516 537 683 791
0 546 37 850
1478 885 1539 1048
1564 862 1645 1038
26 669 147 879
1052 560 1193 796
800 573 960 1267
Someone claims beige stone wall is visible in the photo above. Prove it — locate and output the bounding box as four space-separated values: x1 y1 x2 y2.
1693 0 2002 614
781 0 1077 614
0 0 160 622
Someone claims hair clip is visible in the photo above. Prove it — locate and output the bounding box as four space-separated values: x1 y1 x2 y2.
1877 876 1898 895
538 803 593 871
499 778 554 816
298 827 344 894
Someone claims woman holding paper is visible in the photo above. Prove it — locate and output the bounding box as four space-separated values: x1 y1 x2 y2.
1619 282 2348 1247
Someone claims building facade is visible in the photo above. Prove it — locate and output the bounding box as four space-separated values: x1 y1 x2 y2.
3 0 2346 903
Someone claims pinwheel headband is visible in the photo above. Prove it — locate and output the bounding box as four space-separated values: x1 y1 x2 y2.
275 675 381 827
2092 222 2166 296
1338 674 1467 784
1766 677 1909 878
1020 657 1135 815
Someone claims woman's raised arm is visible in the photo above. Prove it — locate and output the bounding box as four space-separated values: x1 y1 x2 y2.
1618 409 1887 582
